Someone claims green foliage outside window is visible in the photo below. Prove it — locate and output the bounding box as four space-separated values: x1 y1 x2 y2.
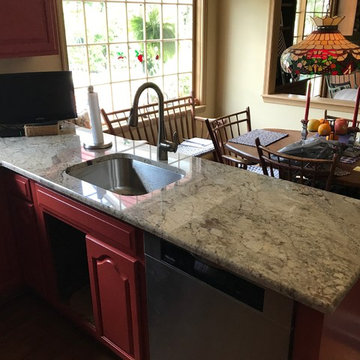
130 8 176 76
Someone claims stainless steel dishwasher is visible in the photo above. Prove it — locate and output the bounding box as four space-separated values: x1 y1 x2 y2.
144 233 294 360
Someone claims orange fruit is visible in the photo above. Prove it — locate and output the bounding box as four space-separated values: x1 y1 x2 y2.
307 119 320 132
319 118 329 125
318 123 332 136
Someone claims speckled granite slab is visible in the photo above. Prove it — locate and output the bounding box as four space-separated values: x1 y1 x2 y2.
1 128 360 313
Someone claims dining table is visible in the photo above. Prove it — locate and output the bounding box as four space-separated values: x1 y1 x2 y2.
225 128 360 189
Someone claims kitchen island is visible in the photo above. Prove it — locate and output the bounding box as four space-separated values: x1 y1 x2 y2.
1 128 360 359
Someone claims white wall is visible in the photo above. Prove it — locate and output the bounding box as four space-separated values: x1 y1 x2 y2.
215 0 351 130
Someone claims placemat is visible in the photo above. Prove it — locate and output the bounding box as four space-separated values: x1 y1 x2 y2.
229 129 288 147
177 141 214 157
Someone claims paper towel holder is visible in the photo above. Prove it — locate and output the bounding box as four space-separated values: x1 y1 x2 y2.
83 141 112 150
84 85 112 150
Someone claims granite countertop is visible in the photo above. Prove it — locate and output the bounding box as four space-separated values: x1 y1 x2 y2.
1 128 360 313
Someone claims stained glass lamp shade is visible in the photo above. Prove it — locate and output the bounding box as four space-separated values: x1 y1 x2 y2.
281 16 360 76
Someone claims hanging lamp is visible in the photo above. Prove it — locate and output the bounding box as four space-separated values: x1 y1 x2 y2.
280 16 360 76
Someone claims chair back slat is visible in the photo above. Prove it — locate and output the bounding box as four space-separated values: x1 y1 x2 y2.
205 107 252 165
168 109 176 141
255 137 338 191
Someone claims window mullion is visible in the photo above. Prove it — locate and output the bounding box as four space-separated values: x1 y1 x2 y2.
144 2 148 87
104 0 114 110
125 1 133 103
81 0 92 86
176 4 180 98
160 3 164 92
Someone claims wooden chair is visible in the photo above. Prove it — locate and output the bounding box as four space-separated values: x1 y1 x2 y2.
101 94 209 146
255 138 338 191
205 108 254 168
325 72 359 98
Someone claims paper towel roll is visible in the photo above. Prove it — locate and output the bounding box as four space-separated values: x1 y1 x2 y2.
88 86 104 145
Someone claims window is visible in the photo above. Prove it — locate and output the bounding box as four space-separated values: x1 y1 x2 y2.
62 0 194 113
275 0 335 96
293 0 332 44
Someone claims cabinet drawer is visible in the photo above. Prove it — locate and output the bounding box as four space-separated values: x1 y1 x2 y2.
7 172 32 202
33 183 143 257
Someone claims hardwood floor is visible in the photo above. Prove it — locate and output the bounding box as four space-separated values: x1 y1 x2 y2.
0 292 119 360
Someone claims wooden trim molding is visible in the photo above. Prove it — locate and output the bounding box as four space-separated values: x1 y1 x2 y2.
56 0 69 71
263 0 358 115
194 0 207 105
262 93 360 113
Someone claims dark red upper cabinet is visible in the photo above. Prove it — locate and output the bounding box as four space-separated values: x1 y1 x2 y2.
0 0 59 58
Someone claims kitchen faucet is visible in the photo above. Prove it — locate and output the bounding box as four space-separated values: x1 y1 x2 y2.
128 82 178 161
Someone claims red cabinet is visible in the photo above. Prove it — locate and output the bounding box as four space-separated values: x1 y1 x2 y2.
0 0 59 58
87 235 143 360
0 169 21 292
31 183 148 360
9 196 44 295
1 170 45 295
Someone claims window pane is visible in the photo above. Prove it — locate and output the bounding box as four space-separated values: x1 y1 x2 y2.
163 75 178 99
85 2 107 44
179 40 192 73
63 1 86 45
112 82 132 110
146 5 161 40
74 87 88 113
88 45 110 84
178 5 192 39
179 73 191 97
107 2 127 43
95 84 112 112
128 3 145 41
68 46 89 87
163 5 177 40
163 41 177 75
109 44 129 82
147 42 161 77
129 43 146 79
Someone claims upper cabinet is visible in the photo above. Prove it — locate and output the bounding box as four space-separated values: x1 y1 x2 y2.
0 0 59 58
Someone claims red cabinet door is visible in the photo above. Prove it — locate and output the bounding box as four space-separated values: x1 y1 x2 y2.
0 0 58 58
0 171 21 292
9 196 44 296
86 235 143 360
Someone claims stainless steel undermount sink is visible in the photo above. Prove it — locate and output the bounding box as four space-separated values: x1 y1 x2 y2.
66 153 185 196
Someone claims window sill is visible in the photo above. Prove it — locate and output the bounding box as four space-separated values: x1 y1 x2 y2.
262 93 356 114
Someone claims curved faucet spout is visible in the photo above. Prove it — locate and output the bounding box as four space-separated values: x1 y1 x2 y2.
128 82 178 161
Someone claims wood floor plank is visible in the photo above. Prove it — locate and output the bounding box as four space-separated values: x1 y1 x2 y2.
0 293 119 360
